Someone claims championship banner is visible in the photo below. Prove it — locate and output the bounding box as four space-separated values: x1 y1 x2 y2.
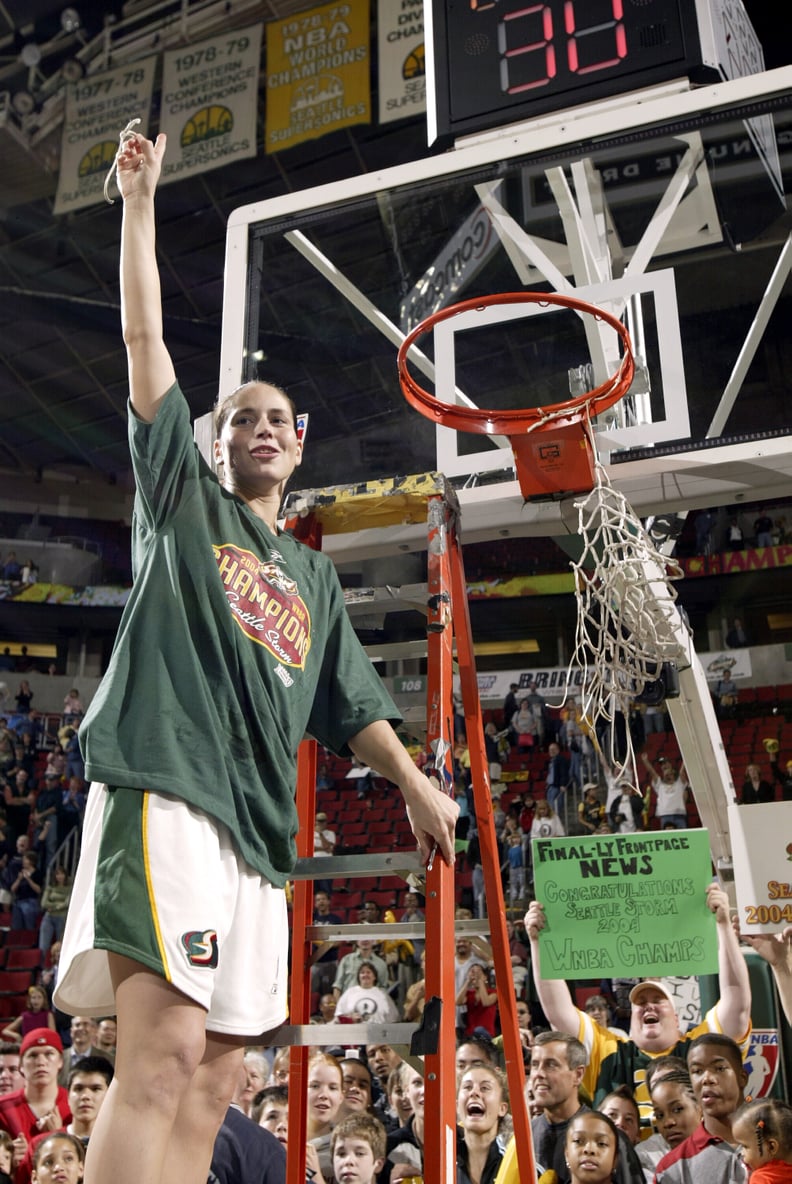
377 0 425 125
265 0 370 153
680 543 792 579
533 829 718 980
728 802 792 934
159 24 262 183
54 58 157 215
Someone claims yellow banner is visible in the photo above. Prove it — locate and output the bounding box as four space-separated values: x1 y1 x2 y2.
265 0 370 153
467 572 576 599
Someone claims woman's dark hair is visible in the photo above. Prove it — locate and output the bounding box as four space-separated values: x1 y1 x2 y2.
251 1084 288 1124
733 1099 792 1156
32 1132 86 1169
566 1108 620 1157
456 1033 498 1065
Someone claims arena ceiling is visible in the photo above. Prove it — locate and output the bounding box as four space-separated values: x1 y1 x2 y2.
0 0 789 526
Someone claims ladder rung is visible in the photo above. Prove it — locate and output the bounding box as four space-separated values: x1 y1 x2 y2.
306 918 492 942
364 639 431 661
293 851 424 879
344 582 429 618
307 921 424 941
274 1021 417 1048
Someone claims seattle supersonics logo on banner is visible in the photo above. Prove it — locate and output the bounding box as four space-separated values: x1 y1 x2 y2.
212 543 311 669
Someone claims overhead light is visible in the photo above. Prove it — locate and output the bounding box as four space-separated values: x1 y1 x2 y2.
61 7 81 33
11 90 35 115
20 43 42 68
61 59 84 82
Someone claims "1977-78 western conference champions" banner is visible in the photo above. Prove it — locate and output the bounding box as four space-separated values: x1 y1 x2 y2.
54 59 157 215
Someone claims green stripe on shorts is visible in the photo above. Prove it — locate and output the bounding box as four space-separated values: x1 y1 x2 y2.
94 786 170 980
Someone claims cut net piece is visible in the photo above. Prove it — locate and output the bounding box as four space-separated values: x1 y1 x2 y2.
565 451 684 785
103 117 142 205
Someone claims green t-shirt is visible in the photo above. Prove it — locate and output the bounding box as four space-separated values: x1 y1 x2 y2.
80 383 400 885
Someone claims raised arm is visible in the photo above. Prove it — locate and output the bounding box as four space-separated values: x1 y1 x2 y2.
737 923 792 1026
640 751 659 782
707 882 752 1039
347 719 458 866
116 132 176 422
524 900 580 1035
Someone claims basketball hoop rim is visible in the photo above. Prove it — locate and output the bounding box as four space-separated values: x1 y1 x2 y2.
396 291 635 437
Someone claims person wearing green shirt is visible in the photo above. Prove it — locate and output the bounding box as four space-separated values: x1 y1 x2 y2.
54 129 458 1184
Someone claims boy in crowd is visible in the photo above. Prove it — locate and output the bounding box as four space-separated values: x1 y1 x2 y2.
252 1085 288 1148
66 1058 113 1145
332 1114 387 1184
655 1034 748 1183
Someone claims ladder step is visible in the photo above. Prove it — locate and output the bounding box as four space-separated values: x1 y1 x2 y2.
306 918 492 942
272 1021 417 1048
307 921 424 941
364 639 431 661
293 851 424 879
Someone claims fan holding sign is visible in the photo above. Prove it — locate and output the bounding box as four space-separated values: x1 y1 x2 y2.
524 858 752 1120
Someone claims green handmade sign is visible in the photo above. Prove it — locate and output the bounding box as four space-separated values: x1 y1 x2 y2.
534 829 718 979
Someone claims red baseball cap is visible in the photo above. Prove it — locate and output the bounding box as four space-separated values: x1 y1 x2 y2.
20 1028 63 1057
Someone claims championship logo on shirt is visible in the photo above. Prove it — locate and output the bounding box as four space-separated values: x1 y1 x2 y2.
181 929 219 969
213 543 311 669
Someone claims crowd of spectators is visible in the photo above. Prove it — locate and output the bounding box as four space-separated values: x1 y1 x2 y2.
210 914 792 1184
0 676 119 1184
0 620 789 1182
454 678 792 918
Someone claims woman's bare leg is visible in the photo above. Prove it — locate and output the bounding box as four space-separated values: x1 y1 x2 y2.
83 954 238 1184
161 1031 244 1183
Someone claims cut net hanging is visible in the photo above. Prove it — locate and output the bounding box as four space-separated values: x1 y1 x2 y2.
566 448 684 786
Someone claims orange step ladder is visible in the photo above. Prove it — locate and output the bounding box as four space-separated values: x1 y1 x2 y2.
281 472 535 1184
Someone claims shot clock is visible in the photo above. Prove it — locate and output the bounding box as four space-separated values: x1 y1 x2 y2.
425 0 768 142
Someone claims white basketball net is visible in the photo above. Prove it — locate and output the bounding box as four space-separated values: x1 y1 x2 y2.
566 451 683 782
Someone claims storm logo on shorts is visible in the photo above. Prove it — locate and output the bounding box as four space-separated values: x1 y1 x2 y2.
212 543 311 669
181 929 219 969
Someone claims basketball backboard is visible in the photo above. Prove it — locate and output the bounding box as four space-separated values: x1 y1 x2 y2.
218 65 792 554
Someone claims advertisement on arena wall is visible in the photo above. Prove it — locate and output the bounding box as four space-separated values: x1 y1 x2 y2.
54 58 157 215
399 200 500 332
471 666 590 705
469 650 753 704
701 649 753 682
159 24 262 184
